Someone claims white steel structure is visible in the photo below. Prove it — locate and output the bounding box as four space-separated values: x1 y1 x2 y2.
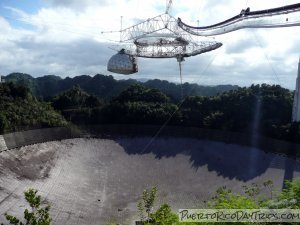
107 1 222 75
108 2 300 75
178 3 300 36
292 57 300 122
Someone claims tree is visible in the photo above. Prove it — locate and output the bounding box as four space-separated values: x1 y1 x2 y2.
0 113 8 134
114 84 170 104
3 189 51 225
208 186 259 209
150 204 178 225
52 85 89 110
0 83 67 133
137 187 157 223
272 179 300 209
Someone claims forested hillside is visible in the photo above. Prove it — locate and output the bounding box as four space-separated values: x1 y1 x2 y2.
49 83 300 142
3 73 238 100
180 84 294 140
0 82 67 134
1 77 298 143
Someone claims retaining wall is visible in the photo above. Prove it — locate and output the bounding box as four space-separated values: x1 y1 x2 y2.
1 127 82 150
0 136 7 151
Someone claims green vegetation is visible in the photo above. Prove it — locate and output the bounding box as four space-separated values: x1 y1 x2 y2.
101 85 179 125
4 180 300 225
4 73 238 100
138 186 158 223
114 85 170 103
50 85 102 124
3 73 39 96
53 83 299 143
2 74 300 144
107 179 300 225
0 82 67 134
2 189 51 225
51 85 101 110
180 84 295 138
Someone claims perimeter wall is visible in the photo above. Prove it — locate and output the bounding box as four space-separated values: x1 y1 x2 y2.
0 127 82 151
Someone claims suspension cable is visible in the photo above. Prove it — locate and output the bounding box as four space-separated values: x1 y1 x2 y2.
251 30 281 85
178 58 184 101
139 48 222 154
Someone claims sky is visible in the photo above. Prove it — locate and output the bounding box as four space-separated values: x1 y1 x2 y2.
0 0 300 89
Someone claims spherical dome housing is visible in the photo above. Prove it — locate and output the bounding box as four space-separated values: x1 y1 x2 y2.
107 50 138 75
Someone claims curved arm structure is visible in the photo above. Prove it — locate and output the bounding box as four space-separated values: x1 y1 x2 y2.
178 3 300 36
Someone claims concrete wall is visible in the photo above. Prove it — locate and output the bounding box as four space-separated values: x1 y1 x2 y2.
2 127 82 150
0 136 7 151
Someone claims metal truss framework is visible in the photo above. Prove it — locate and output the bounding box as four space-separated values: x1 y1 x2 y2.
178 3 300 36
113 41 222 59
120 14 181 42
117 2 300 58
118 13 222 59
107 1 300 76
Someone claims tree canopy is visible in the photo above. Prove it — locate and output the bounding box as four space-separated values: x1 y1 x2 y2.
0 82 67 134
4 73 238 100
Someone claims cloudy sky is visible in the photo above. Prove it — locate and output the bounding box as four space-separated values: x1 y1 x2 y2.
0 0 300 89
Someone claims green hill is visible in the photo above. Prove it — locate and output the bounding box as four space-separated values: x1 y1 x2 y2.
3 73 239 101
51 83 299 143
0 82 67 134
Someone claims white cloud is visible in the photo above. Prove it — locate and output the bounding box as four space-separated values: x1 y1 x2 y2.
42 0 110 10
0 0 299 89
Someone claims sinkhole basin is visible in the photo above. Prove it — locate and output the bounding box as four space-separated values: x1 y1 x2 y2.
0 128 300 224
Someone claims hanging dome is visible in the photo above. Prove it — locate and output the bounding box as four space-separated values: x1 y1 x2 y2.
107 49 138 75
